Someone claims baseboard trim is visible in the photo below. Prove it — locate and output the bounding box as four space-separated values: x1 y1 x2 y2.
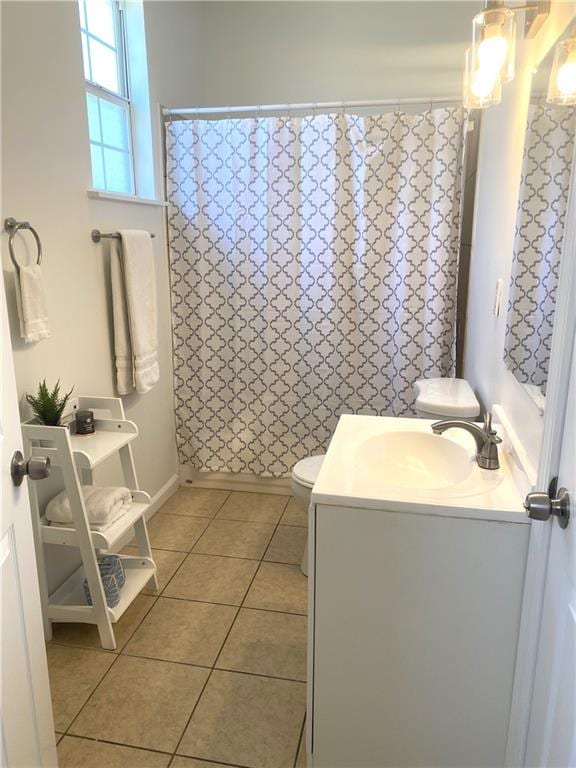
179 466 291 495
146 473 180 518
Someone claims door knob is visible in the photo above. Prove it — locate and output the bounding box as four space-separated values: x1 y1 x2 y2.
10 450 51 487
524 484 570 529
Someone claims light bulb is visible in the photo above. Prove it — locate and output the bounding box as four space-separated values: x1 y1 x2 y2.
472 68 499 99
556 54 576 96
478 25 508 73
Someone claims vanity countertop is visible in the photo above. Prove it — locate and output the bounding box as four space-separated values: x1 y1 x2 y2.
311 414 530 524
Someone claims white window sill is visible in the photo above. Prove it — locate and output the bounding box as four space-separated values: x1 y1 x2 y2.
87 189 168 207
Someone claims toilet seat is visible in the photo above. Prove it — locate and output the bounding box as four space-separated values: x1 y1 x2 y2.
291 454 325 488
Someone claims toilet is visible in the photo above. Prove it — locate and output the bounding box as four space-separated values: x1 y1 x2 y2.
290 378 480 576
290 455 325 576
413 377 480 420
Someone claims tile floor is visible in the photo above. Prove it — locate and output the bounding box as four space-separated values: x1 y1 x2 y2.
48 488 308 768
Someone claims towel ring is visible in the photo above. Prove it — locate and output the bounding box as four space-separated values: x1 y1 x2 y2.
4 217 42 271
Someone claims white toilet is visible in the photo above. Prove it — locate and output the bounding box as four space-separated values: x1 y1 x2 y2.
413 377 480 420
290 377 480 576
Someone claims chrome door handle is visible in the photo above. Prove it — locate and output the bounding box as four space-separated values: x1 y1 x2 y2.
524 485 570 529
10 450 51 487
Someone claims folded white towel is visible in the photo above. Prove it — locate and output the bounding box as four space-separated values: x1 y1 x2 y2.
45 486 132 527
111 230 159 395
50 503 131 532
14 264 50 343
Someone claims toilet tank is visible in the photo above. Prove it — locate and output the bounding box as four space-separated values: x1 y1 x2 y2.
413 378 480 420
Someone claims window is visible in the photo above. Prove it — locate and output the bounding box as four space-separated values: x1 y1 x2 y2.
80 0 135 195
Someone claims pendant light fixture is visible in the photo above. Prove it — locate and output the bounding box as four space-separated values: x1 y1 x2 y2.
463 2 550 110
547 37 576 105
464 48 502 108
472 6 516 84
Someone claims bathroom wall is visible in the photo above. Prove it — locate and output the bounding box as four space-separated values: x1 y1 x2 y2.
1 2 178 501
144 1 473 108
464 2 576 476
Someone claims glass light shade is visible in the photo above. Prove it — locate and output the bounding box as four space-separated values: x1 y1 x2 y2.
472 7 516 84
464 48 502 109
547 38 576 105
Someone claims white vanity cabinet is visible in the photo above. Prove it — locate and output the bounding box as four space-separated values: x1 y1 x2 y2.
307 415 531 768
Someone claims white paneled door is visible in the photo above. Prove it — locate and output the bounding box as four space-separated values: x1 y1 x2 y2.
525 337 576 768
1 269 57 766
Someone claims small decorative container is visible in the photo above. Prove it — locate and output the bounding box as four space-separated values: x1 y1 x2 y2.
75 409 95 435
82 555 125 607
98 555 126 589
83 573 121 608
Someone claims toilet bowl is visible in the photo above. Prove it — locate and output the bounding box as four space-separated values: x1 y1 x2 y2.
290 379 479 577
290 455 325 576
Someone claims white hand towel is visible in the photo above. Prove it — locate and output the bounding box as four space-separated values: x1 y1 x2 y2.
110 230 159 395
14 264 50 343
45 485 132 527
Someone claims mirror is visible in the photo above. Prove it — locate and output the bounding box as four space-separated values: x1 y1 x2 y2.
503 32 576 413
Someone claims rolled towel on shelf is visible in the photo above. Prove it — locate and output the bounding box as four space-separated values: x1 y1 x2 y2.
45 485 132 529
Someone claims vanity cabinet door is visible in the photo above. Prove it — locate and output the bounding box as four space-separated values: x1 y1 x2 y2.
310 504 529 768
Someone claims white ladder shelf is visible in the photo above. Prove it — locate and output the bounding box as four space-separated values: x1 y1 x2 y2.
22 396 158 650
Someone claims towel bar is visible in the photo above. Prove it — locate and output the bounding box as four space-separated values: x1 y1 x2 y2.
4 217 43 271
91 229 155 243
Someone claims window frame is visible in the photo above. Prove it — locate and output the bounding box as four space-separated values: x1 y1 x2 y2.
81 0 137 196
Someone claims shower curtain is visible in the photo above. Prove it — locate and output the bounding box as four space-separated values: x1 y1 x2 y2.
166 108 464 476
504 103 576 391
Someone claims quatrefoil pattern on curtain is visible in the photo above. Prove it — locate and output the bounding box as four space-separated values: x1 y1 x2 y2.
166 108 464 476
505 103 576 393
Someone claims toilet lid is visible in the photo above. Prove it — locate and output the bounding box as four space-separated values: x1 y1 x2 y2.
414 377 480 418
292 454 326 488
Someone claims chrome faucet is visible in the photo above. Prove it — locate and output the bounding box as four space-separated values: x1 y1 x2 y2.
431 412 502 470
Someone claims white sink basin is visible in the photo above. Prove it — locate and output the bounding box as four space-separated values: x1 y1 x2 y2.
353 431 475 490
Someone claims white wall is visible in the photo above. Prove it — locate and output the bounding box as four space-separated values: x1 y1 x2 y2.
145 1 474 108
464 3 576 477
1 0 178 501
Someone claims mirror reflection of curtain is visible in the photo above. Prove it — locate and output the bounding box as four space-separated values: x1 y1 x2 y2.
505 103 576 393
166 109 463 476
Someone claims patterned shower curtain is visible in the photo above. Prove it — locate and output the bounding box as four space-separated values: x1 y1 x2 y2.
504 103 576 391
166 108 464 477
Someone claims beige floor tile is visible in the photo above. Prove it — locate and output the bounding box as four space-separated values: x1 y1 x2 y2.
172 758 238 768
70 655 209 752
47 644 115 731
146 514 210 552
217 608 306 681
121 547 187 595
159 488 229 518
296 728 307 767
194 519 275 559
244 563 307 615
124 597 237 666
216 492 288 524
163 553 258 605
50 595 156 651
58 735 170 767
178 670 306 768
281 498 308 528
264 526 307 565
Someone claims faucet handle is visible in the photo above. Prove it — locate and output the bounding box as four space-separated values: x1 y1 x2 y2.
483 411 502 442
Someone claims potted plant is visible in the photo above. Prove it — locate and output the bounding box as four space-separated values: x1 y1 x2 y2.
26 380 73 426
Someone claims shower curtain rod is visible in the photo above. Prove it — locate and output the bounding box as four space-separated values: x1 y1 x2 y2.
162 96 462 118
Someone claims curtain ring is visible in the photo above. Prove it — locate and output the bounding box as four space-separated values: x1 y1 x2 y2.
5 218 42 272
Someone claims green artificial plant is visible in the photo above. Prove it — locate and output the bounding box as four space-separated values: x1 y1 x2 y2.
25 379 73 426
